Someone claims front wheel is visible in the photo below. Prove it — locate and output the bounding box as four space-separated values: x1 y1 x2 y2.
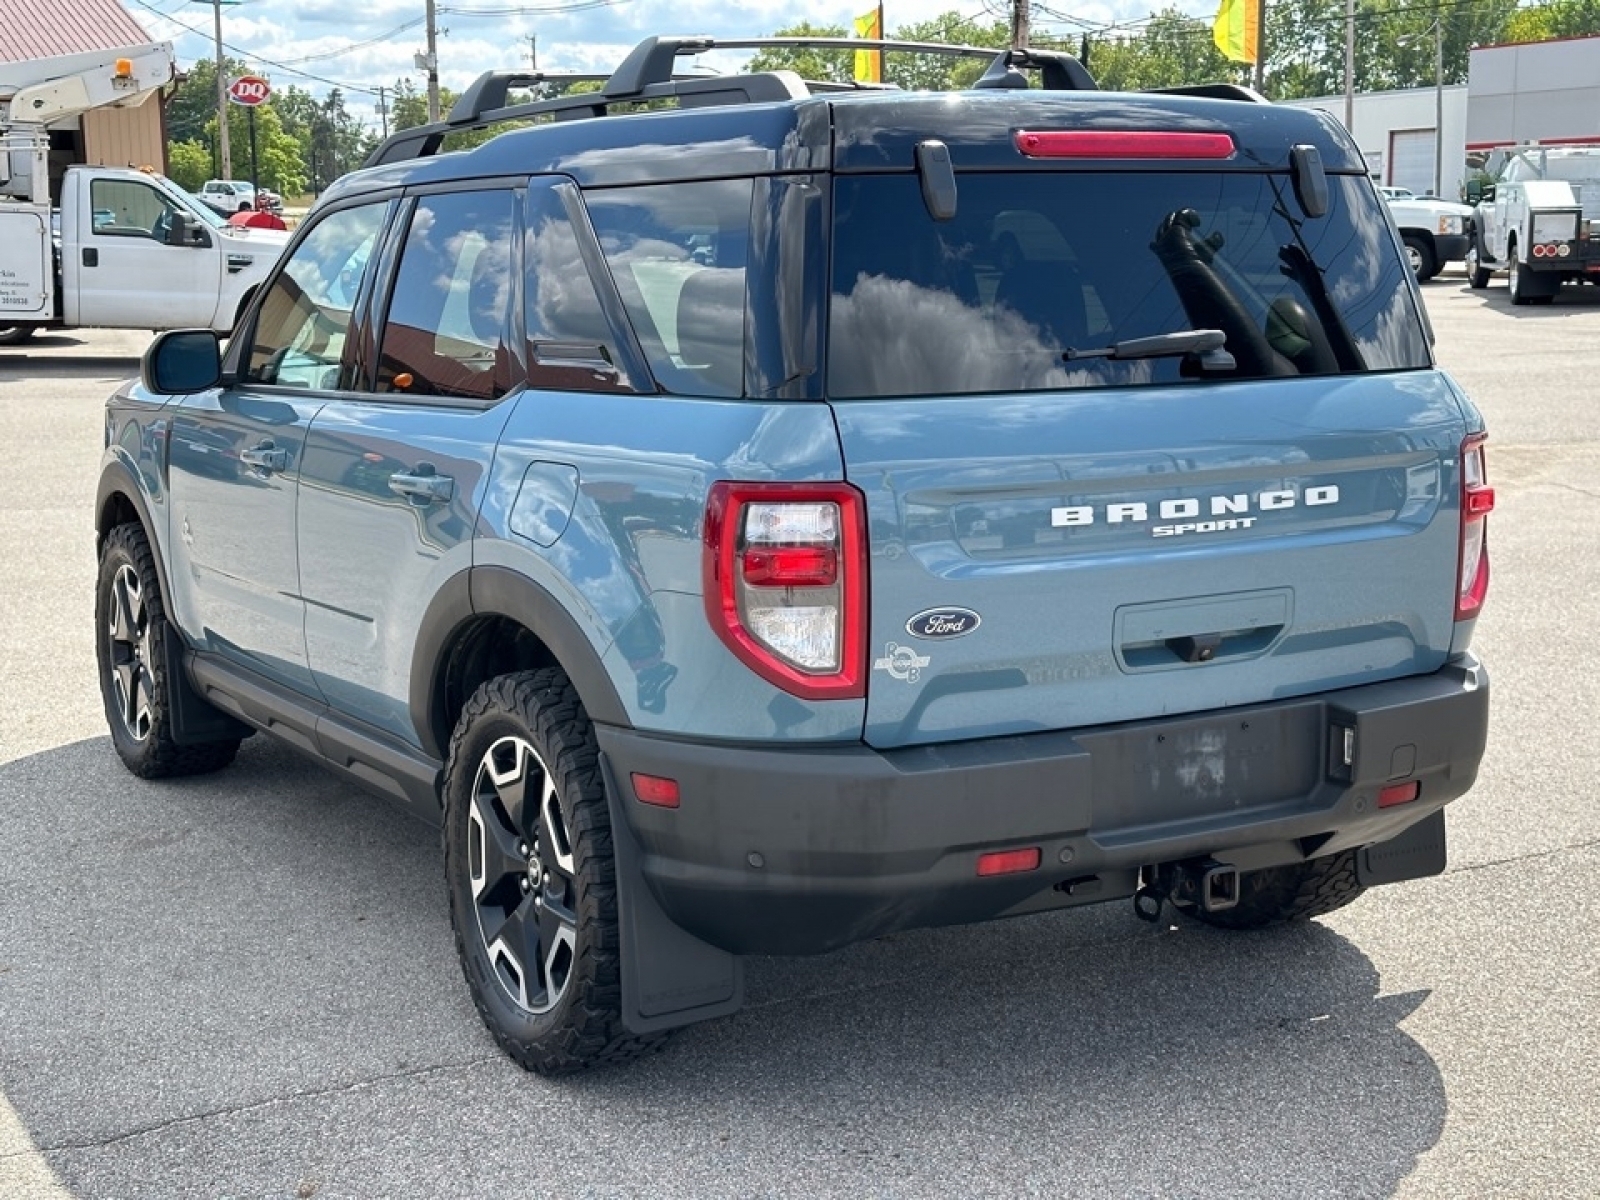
1466 240 1492 289
1184 850 1366 930
1402 234 1437 282
443 668 664 1074
96 524 241 778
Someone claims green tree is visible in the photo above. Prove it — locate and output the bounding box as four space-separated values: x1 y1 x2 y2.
166 138 211 191
166 54 254 173
746 22 854 84
888 12 1008 90
206 102 305 195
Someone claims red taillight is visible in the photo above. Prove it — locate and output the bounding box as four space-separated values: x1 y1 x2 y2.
1014 130 1237 160
703 481 867 700
976 847 1042 877
1456 433 1494 621
631 773 680 809
1377 780 1420 808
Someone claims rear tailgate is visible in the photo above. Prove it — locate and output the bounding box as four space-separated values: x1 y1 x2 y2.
835 373 1469 749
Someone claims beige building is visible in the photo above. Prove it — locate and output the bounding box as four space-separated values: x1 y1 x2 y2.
0 0 167 190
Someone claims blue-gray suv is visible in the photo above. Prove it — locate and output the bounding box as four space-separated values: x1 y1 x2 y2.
96 37 1492 1074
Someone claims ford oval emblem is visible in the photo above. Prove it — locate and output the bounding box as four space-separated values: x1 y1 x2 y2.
906 607 982 640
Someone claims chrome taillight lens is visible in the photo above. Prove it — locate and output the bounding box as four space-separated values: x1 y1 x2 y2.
703 481 867 699
1456 433 1495 621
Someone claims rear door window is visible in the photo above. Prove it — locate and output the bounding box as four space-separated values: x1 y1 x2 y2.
827 172 1430 399
375 190 517 402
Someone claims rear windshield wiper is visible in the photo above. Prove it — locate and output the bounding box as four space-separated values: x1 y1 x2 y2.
1063 329 1236 372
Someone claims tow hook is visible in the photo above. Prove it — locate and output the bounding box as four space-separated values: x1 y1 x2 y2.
1133 859 1242 922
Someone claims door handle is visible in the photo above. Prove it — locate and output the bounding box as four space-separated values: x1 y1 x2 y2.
82 247 99 268
389 468 455 504
239 442 290 473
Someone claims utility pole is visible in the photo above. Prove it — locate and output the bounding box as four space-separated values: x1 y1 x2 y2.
376 85 389 138
425 0 441 123
1343 0 1355 130
212 0 230 178
1010 0 1029 50
529 35 537 70
1434 7 1444 197
1253 0 1267 94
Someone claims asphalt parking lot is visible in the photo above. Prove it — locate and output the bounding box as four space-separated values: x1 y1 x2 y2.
2 271 1598 1198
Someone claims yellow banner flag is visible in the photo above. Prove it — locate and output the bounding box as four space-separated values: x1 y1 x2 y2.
1213 0 1259 64
854 5 882 83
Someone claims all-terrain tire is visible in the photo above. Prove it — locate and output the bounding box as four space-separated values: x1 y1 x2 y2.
442 668 665 1075
96 523 241 778
1185 850 1366 931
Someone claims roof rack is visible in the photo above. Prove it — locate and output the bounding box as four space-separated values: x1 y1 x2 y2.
366 34 1098 168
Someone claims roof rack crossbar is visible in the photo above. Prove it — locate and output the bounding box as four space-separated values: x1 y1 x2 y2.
363 33 1101 169
448 71 607 124
972 47 1096 92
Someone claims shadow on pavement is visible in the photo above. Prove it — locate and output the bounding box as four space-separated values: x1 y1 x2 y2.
0 734 1447 1196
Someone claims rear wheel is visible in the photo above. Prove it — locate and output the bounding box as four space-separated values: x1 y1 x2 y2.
1508 240 1555 306
1402 234 1437 282
96 524 241 778
443 668 664 1075
0 325 38 346
1184 851 1365 930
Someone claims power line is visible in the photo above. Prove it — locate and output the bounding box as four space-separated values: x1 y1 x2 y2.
130 0 381 93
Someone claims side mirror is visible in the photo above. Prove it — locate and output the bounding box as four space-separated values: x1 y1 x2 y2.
1465 181 1482 204
142 329 222 394
164 211 191 247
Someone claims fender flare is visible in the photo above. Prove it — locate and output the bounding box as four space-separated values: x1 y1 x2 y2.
409 566 630 760
96 458 174 611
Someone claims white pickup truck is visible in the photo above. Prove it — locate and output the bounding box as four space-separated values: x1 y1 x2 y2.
0 165 288 345
1385 194 1475 282
0 42 289 346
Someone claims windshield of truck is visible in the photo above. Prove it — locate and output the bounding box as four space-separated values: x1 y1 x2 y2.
827 172 1429 399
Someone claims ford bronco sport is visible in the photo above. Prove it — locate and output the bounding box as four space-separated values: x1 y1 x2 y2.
96 36 1492 1074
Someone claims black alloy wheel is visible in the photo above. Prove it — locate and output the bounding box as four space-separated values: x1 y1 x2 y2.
442 669 664 1074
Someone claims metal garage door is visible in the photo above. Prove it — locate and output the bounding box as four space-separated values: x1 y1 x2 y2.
1390 128 1437 196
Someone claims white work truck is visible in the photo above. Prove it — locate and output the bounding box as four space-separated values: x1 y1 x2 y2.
0 43 288 345
1467 142 1600 305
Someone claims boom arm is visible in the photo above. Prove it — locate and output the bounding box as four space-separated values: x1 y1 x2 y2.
0 42 175 204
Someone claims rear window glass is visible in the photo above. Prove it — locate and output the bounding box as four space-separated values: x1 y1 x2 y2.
827 173 1429 399
585 179 752 398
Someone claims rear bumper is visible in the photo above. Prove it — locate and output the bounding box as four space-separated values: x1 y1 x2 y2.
598 656 1487 955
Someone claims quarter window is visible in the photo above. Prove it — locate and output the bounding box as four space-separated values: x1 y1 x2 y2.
376 190 516 402
585 179 752 398
245 203 385 390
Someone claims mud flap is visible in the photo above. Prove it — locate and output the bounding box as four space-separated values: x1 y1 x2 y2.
600 755 744 1035
166 631 252 745
1357 809 1447 887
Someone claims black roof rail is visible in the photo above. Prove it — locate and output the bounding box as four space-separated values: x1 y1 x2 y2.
365 33 1099 169
1145 83 1267 103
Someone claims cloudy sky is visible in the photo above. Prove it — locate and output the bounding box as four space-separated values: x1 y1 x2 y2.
125 0 1217 129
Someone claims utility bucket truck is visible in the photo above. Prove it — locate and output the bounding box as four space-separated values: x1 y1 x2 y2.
1467 142 1600 305
0 43 288 345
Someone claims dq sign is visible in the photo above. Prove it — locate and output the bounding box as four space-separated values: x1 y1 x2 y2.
227 76 271 107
